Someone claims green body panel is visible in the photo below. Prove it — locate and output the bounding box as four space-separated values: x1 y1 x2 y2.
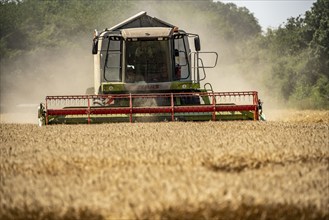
102 83 125 93
101 82 201 94
169 82 200 90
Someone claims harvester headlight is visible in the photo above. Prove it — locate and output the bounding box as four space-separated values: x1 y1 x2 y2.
182 84 187 89
109 86 114 91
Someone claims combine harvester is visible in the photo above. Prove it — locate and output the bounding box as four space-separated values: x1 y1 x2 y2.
38 12 264 126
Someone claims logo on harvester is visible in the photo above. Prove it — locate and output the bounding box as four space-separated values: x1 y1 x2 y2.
136 84 160 90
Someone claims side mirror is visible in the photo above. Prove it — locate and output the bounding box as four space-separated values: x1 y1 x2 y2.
92 39 98 54
194 36 201 52
92 29 99 55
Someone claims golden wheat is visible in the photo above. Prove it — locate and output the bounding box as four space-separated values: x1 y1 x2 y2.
0 111 328 219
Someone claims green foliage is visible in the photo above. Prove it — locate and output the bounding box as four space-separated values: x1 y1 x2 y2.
265 0 329 109
0 0 260 58
212 2 261 40
266 17 308 56
0 0 134 56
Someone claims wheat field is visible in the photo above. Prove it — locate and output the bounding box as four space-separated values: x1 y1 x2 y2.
0 110 328 219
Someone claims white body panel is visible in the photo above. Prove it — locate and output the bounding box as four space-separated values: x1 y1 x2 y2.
93 49 101 95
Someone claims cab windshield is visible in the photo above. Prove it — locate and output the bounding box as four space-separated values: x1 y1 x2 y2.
125 40 170 83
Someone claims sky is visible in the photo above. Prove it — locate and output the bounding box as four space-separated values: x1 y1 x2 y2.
220 0 316 30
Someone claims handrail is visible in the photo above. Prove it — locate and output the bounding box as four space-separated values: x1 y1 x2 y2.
190 51 218 83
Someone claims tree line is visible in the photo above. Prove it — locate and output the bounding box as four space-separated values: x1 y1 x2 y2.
0 0 328 109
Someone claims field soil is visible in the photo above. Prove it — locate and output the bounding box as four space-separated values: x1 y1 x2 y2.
0 110 328 219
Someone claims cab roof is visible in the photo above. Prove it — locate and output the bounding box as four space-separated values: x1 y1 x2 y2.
109 11 175 31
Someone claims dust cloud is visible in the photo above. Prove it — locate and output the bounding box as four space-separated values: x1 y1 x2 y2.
0 39 93 124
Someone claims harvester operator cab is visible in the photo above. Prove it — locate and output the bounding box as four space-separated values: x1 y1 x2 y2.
91 13 218 96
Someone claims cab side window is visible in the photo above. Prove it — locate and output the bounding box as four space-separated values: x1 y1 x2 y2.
102 38 122 82
174 37 190 80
